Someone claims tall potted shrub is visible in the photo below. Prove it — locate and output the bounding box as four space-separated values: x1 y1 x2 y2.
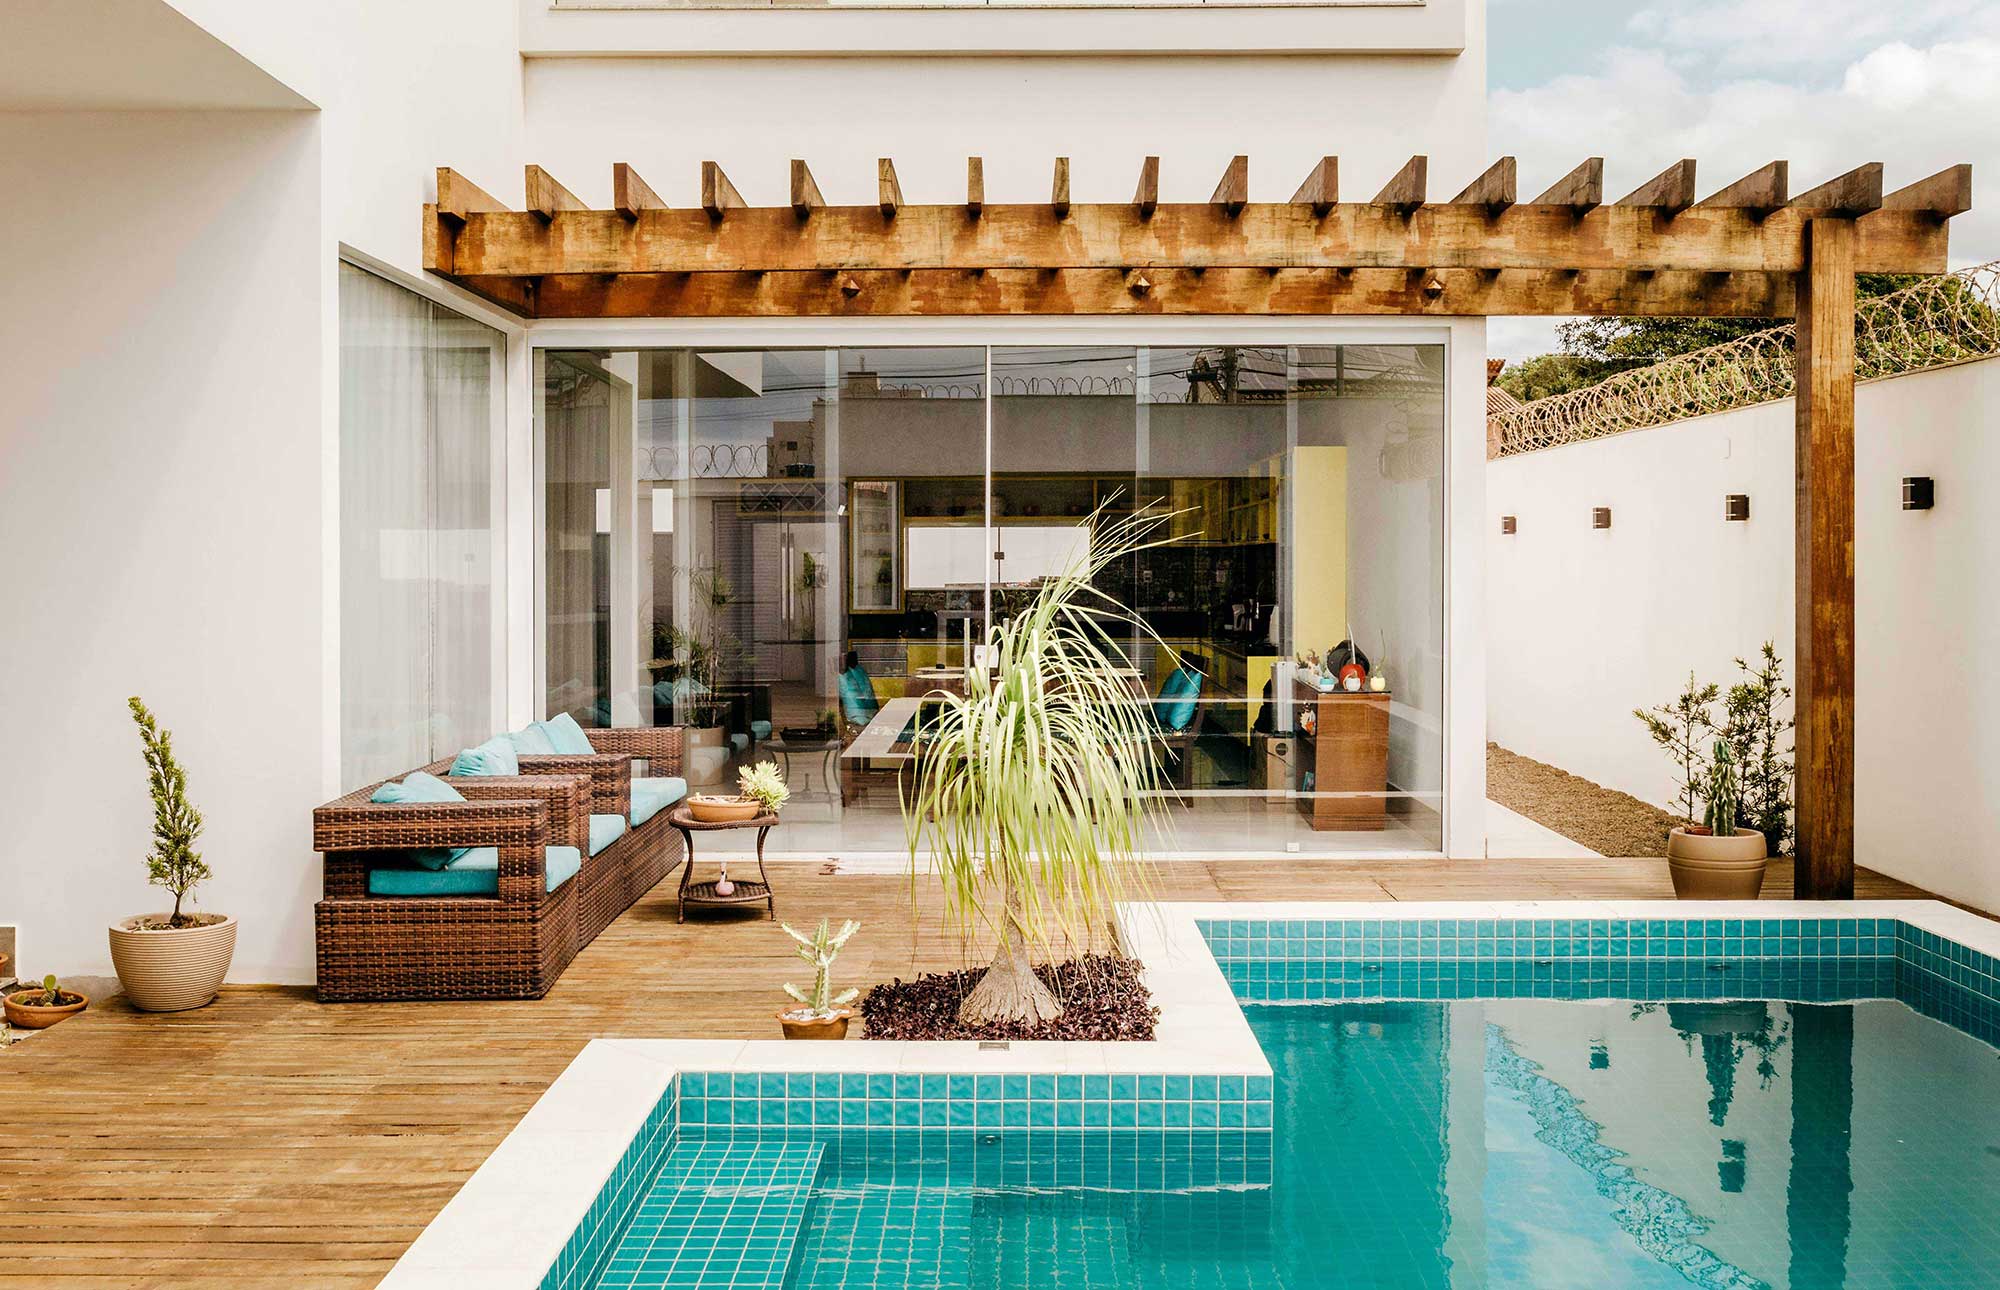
1638 674 1771 899
660 565 740 785
109 698 236 1010
904 505 1173 1024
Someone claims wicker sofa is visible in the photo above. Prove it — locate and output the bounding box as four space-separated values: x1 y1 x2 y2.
311 725 687 1002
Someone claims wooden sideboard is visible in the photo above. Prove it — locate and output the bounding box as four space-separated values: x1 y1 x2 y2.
1293 679 1391 830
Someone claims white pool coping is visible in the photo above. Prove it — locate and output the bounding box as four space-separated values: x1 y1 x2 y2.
378 896 2000 1289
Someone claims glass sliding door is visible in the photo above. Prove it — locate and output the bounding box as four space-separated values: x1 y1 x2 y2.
537 340 1445 857
337 262 503 785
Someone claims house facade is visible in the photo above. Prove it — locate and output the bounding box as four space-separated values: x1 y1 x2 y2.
2 0 1490 984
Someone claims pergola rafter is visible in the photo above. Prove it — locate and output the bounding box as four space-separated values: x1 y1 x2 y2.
423 154 1971 902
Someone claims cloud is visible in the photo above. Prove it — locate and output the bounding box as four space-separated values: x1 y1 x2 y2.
1488 35 1999 360
1628 0 1999 73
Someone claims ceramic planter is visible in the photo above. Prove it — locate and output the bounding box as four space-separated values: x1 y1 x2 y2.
109 913 237 1011
5 987 89 1029
778 1008 853 1040
1665 827 1769 900
688 795 762 824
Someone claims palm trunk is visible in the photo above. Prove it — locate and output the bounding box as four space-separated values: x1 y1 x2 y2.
959 877 1062 1025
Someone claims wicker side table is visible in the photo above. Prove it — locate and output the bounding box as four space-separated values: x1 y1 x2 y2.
665 805 779 923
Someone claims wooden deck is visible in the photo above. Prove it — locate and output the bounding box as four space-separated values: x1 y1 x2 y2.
1 856 1936 1289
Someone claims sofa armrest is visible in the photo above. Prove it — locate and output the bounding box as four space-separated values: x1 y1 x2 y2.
585 725 685 777
514 754 629 820
313 798 547 855
453 773 590 852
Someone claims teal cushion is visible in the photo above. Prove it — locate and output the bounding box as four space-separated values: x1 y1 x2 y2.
450 736 519 778
839 667 879 724
369 771 469 870
589 812 627 857
507 724 558 757
750 720 773 741
631 776 688 828
729 732 749 752
538 712 597 756
368 845 581 897
1157 668 1201 733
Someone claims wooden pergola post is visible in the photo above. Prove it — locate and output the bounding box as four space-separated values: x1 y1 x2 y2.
1794 215 1857 899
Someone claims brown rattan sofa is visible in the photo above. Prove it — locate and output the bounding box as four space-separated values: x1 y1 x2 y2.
311 725 686 1002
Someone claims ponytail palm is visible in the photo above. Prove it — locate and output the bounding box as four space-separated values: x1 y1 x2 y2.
904 505 1179 1025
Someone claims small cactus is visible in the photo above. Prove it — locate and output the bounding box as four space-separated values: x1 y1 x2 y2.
780 918 860 1018
1701 739 1740 837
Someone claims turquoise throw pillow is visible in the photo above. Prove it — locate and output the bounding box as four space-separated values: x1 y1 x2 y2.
450 735 519 778
839 667 880 725
1158 668 1201 733
507 724 557 757
538 712 597 756
369 771 469 871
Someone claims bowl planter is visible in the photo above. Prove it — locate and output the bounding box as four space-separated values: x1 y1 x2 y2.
777 1008 853 1040
5 987 89 1030
687 794 763 824
109 913 237 1012
1665 827 1769 900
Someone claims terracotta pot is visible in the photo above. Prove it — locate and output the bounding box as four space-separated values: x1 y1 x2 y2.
5 988 89 1029
1666 827 1769 900
778 1008 853 1040
109 913 237 1012
688 794 762 823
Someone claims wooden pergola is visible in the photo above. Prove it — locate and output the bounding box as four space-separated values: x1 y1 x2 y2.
425 154 1972 898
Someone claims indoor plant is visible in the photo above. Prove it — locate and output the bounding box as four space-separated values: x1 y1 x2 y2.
658 566 740 785
5 974 90 1029
904 503 1174 1024
108 697 236 1011
1665 738 1770 900
778 917 860 1039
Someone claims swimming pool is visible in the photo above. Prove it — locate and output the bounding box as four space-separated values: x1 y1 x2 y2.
379 902 2000 1290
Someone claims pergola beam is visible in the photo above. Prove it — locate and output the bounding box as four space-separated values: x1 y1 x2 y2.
1211 155 1249 218
1051 157 1071 219
436 167 509 223
1792 162 1884 216
1134 156 1160 219
1372 156 1427 215
1451 157 1517 217
437 202 1952 278
966 157 984 218
510 265 1811 319
790 159 824 220
611 163 666 221
1883 164 1972 219
1698 160 1788 220
1618 159 1697 216
1291 157 1338 216
701 162 744 221
1530 158 1603 216
877 158 903 218
524 165 585 223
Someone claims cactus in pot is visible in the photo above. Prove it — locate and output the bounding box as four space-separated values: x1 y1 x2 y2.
1702 739 1740 838
778 918 860 1039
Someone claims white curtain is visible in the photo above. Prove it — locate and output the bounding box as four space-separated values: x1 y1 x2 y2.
338 263 502 784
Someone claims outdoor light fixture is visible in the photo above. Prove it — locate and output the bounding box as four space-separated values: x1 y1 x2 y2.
1724 494 1750 522
1592 507 1612 530
1903 476 1935 510
1501 516 1517 534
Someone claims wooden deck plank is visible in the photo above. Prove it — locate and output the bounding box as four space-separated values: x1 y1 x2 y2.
0 857 1938 1288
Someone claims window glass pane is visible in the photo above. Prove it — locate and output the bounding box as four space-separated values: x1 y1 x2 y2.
542 352 619 729
338 263 500 784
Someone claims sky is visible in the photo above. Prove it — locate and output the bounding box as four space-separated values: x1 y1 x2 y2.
1485 0 2000 362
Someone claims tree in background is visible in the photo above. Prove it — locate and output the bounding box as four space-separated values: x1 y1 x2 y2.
1498 275 1927 403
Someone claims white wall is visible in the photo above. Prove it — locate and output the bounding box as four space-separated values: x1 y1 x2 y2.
1488 357 2000 907
0 111 324 982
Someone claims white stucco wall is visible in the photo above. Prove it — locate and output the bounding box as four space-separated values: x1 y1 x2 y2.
1487 356 2000 908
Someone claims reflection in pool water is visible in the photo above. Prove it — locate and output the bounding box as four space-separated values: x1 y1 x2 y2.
761 998 2000 1290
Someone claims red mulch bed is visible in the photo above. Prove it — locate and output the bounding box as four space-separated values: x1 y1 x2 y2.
860 954 1159 1041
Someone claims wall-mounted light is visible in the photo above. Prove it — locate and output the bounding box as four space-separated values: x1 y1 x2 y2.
1592 506 1612 530
1501 515 1517 535
1724 494 1750 522
1903 476 1935 510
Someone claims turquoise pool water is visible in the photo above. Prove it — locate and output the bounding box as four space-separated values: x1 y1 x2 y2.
585 957 2000 1289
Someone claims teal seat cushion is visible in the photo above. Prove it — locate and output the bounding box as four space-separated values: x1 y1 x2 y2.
538 712 597 756
369 771 470 871
369 844 582 897
729 732 749 752
450 735 519 778
839 667 880 725
507 723 558 757
750 719 773 741
631 776 688 827
589 812 627 857
1156 668 1201 733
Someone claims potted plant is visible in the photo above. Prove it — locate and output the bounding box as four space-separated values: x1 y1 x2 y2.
1666 738 1770 899
904 503 1175 1024
778 917 860 1039
108 697 236 1011
6 974 89 1029
688 760 790 826
662 566 741 785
